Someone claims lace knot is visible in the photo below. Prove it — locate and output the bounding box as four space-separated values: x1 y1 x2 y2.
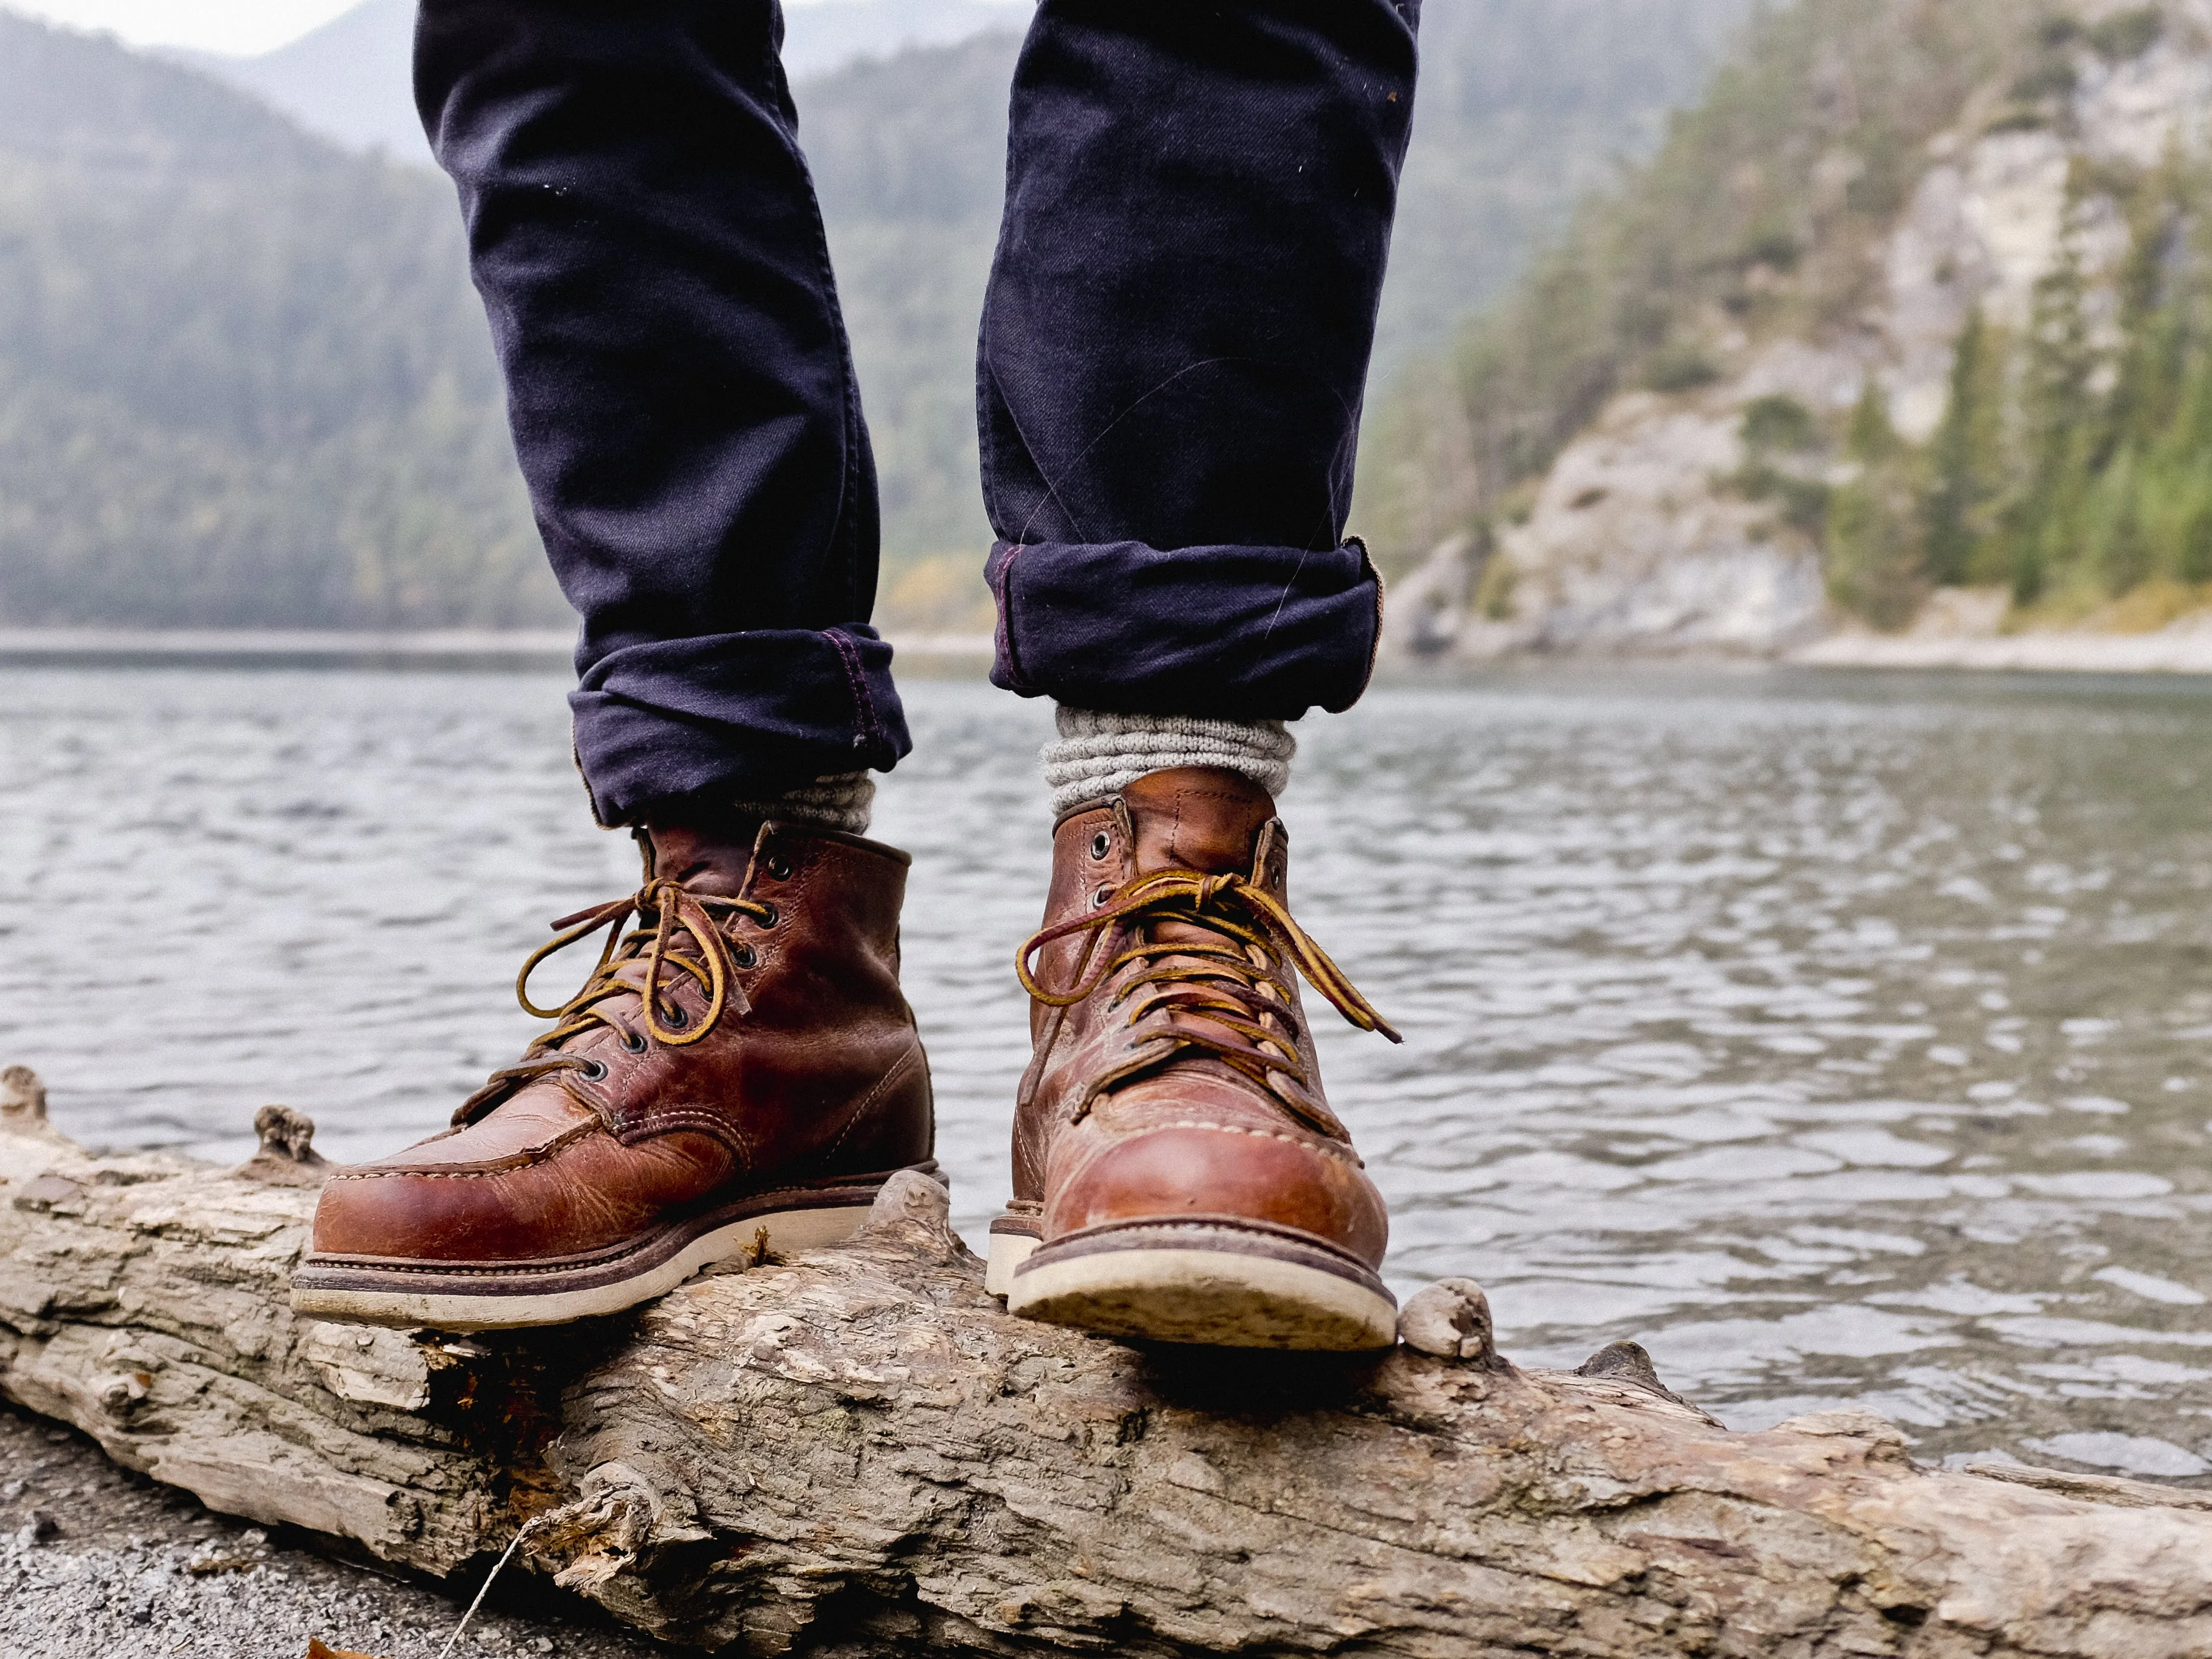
1015 865 1400 1126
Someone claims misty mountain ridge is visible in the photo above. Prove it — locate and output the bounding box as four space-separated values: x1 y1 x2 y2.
182 0 1033 163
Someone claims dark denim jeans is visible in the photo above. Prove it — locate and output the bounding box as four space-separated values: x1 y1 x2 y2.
418 0 1418 825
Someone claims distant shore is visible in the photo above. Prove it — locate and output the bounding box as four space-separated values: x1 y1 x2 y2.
0 628 995 665
1788 631 2212 674
5 622 2208 677
1786 588 2212 676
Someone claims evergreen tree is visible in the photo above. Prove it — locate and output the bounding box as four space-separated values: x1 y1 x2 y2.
1826 383 1924 628
1919 308 2001 586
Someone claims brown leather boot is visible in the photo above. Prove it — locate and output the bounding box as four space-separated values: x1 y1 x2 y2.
292 818 935 1330
987 767 1401 1350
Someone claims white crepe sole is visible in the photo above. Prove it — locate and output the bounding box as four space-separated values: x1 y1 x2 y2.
985 1230 1039 1298
1005 1244 1399 1351
290 1204 867 1332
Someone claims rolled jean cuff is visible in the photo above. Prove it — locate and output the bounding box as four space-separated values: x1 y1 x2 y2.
569 624 910 825
985 537 1382 720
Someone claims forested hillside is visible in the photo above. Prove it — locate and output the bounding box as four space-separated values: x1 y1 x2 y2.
805 31 1023 576
0 1 1751 629
1368 0 2212 653
0 11 553 628
1373 0 1749 371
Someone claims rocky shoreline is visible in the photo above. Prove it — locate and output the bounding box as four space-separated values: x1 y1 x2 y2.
1790 618 2212 674
1384 542 2212 676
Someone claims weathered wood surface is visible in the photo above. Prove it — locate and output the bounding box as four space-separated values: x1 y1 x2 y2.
6 1067 2212 1657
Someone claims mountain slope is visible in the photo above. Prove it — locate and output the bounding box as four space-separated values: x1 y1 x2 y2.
178 0 425 160
804 30 1023 571
1371 0 2212 657
0 10 554 628
1372 0 1751 373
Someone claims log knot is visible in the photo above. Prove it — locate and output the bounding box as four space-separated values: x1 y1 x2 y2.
234 1103 332 1187
532 1460 708 1592
1 1064 48 1124
1398 1278 1495 1361
1555 1341 1724 1425
1576 1342 1677 1397
853 1166 972 1267
97 1368 153 1420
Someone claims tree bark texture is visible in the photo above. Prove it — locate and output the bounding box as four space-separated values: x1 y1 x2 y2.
5 1075 2212 1658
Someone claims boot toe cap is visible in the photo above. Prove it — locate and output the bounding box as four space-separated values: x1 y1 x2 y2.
1043 1121 1387 1267
309 1164 536 1264
306 1126 720 1265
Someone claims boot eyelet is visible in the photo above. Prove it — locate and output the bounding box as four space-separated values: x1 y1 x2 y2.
755 903 779 929
1089 831 1111 860
660 1002 690 1028
576 1057 609 1082
1092 886 1112 908
765 854 794 881
621 1028 648 1053
732 943 757 969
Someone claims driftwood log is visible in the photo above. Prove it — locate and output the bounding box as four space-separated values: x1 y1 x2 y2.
6 1066 2212 1657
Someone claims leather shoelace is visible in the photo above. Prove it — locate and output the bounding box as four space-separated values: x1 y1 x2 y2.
455 877 771 1119
1016 869 1401 1117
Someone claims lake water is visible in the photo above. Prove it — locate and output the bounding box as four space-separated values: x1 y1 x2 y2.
4 663 2209 1478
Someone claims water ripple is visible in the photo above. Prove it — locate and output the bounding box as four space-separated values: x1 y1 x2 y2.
3 664 2210 1477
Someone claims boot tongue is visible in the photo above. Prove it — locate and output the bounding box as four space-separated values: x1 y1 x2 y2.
1116 767 1283 1035
643 818 765 898
1120 767 1275 877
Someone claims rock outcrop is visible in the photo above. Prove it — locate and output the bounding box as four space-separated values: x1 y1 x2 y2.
1384 0 2212 665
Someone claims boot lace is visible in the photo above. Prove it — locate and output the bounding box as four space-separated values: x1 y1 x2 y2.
1016 869 1400 1124
455 876 772 1121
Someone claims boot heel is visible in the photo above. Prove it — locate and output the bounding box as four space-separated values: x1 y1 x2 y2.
985 1211 1042 1297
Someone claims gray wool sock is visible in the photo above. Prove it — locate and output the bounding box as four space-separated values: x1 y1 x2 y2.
732 771 875 836
1040 707 1295 818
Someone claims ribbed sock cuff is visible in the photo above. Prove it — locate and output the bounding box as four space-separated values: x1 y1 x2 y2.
732 771 874 836
1040 708 1295 818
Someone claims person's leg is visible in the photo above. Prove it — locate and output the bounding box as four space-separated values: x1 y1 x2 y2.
979 0 1420 1349
294 0 934 1331
422 0 907 828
